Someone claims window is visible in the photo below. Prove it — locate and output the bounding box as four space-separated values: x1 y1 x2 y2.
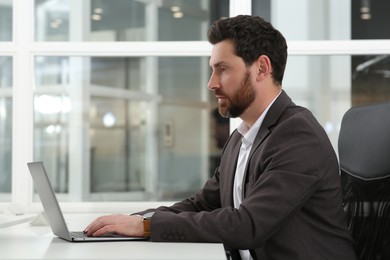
250 0 390 148
0 1 12 41
33 55 212 202
2 0 390 212
0 56 12 200
29 0 229 203
35 0 227 42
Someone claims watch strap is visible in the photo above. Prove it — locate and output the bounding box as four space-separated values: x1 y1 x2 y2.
142 212 154 238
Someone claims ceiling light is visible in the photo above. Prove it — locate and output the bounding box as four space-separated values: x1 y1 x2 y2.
91 14 102 21
171 6 181 12
94 8 103 14
103 112 116 128
173 11 183 19
361 13 371 20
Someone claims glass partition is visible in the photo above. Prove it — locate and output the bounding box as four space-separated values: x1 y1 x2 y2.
12 0 388 209
283 55 350 149
253 0 390 40
32 53 390 202
0 0 12 41
33 55 225 202
252 0 350 40
34 0 229 42
0 57 12 199
284 54 390 150
351 55 390 105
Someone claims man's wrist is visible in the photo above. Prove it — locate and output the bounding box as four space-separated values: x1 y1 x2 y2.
142 212 154 238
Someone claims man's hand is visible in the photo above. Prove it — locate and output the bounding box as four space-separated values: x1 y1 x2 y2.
84 214 144 237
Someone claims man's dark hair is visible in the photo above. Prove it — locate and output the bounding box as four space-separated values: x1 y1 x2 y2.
207 15 288 85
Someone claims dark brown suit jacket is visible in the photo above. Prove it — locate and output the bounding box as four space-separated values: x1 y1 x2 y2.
139 91 357 260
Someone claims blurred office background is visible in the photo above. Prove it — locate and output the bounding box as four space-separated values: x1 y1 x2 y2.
0 0 389 209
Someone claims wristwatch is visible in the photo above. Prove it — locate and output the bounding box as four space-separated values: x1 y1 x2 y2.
142 212 154 238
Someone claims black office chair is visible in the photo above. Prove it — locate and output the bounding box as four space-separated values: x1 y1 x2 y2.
339 102 390 260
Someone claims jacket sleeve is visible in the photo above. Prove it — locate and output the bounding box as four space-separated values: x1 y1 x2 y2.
134 167 222 216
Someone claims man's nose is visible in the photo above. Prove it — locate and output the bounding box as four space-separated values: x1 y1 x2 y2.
208 73 219 90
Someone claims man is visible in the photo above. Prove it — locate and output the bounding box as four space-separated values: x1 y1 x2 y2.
85 15 357 260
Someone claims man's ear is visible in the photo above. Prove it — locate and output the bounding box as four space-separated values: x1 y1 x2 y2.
256 55 271 81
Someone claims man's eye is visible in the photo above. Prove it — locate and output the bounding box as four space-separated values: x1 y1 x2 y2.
210 66 227 74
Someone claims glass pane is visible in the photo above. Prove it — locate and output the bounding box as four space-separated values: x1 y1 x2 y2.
34 0 228 42
352 1 390 39
33 56 225 202
284 55 350 148
158 57 204 100
90 98 148 194
0 1 12 41
352 55 390 104
33 94 70 193
91 57 143 91
253 0 390 40
284 54 390 150
0 57 13 199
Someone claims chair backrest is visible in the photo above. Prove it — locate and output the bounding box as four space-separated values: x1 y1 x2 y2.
338 102 390 260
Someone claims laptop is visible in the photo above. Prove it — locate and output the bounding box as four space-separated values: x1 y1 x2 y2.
27 161 147 242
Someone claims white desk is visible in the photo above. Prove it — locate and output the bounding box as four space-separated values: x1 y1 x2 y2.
0 214 226 260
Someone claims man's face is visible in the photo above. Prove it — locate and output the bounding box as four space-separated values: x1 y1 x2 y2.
208 40 256 118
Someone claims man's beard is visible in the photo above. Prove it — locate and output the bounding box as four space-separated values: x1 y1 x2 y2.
218 71 256 118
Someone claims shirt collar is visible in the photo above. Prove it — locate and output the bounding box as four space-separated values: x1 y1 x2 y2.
237 91 282 147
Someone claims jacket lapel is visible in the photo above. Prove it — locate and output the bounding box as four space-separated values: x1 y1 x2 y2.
227 132 243 206
220 129 243 207
241 90 293 198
